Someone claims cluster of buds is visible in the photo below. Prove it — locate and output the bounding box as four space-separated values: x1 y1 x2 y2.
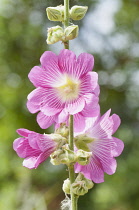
46 5 88 45
63 173 94 196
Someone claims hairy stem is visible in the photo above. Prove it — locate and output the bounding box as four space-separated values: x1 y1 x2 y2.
63 0 69 49
63 1 78 209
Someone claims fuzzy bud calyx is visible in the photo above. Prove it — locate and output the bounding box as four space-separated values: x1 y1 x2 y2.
70 6 88 21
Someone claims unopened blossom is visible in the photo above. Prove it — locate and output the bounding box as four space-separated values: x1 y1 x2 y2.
27 49 100 132
74 110 124 183
13 129 57 169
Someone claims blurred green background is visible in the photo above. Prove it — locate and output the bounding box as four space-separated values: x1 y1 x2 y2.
0 0 139 209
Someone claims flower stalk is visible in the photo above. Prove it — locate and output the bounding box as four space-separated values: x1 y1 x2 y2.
63 0 69 49
63 1 78 209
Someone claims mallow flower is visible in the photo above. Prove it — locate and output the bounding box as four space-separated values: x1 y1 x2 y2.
27 49 99 132
13 129 61 169
74 109 124 183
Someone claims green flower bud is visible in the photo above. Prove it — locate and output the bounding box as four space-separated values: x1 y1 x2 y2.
62 179 71 194
55 123 69 138
59 145 76 165
76 149 92 165
75 173 94 190
71 181 88 196
74 134 94 152
46 5 64 22
50 145 76 165
70 6 88 21
64 25 79 41
49 133 67 148
46 26 64 45
50 149 63 165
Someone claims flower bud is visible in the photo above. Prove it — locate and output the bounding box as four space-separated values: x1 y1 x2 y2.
70 6 88 21
50 145 76 165
71 181 88 196
74 134 94 152
49 133 67 148
46 5 64 22
75 173 94 190
64 25 79 41
46 26 64 45
62 178 71 194
76 149 92 165
55 123 69 138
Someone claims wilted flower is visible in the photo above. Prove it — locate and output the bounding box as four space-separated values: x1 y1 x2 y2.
27 49 100 132
74 110 124 183
13 129 58 169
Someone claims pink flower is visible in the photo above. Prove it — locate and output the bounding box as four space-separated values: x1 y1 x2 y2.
74 110 124 183
13 129 57 169
27 49 99 131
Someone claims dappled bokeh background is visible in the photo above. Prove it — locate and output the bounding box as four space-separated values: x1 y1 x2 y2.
0 0 139 209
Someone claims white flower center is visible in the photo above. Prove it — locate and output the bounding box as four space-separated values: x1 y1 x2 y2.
56 74 80 102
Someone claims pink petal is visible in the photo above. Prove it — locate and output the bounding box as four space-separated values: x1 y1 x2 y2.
80 72 98 94
81 94 100 117
65 97 85 115
23 156 40 169
56 109 69 124
74 113 86 132
58 49 76 75
75 155 104 183
13 137 40 158
77 52 94 76
16 129 33 137
90 109 113 139
110 114 121 134
37 112 55 129
111 137 124 157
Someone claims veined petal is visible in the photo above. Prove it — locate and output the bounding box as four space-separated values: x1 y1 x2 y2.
80 72 98 94
81 93 100 117
110 114 121 134
89 109 113 139
13 137 40 158
75 155 104 183
58 49 76 75
65 97 85 115
37 112 55 129
111 137 124 157
74 113 86 132
16 129 33 137
77 52 94 76
56 109 69 124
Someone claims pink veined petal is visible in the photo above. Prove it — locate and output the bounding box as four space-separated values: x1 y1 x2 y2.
40 104 62 116
94 84 100 96
37 112 55 129
81 93 100 117
27 101 40 113
90 138 117 175
56 109 69 124
75 155 105 183
65 97 85 115
13 137 40 158
80 72 98 94
76 52 94 78
90 109 113 139
111 137 124 157
110 114 121 134
27 87 48 113
41 88 64 111
23 156 40 169
36 134 56 152
28 133 41 150
16 129 33 137
40 51 63 86
58 49 77 75
73 113 86 132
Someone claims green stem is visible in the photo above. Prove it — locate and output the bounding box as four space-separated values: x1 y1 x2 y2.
63 1 78 209
63 0 69 49
69 115 78 210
